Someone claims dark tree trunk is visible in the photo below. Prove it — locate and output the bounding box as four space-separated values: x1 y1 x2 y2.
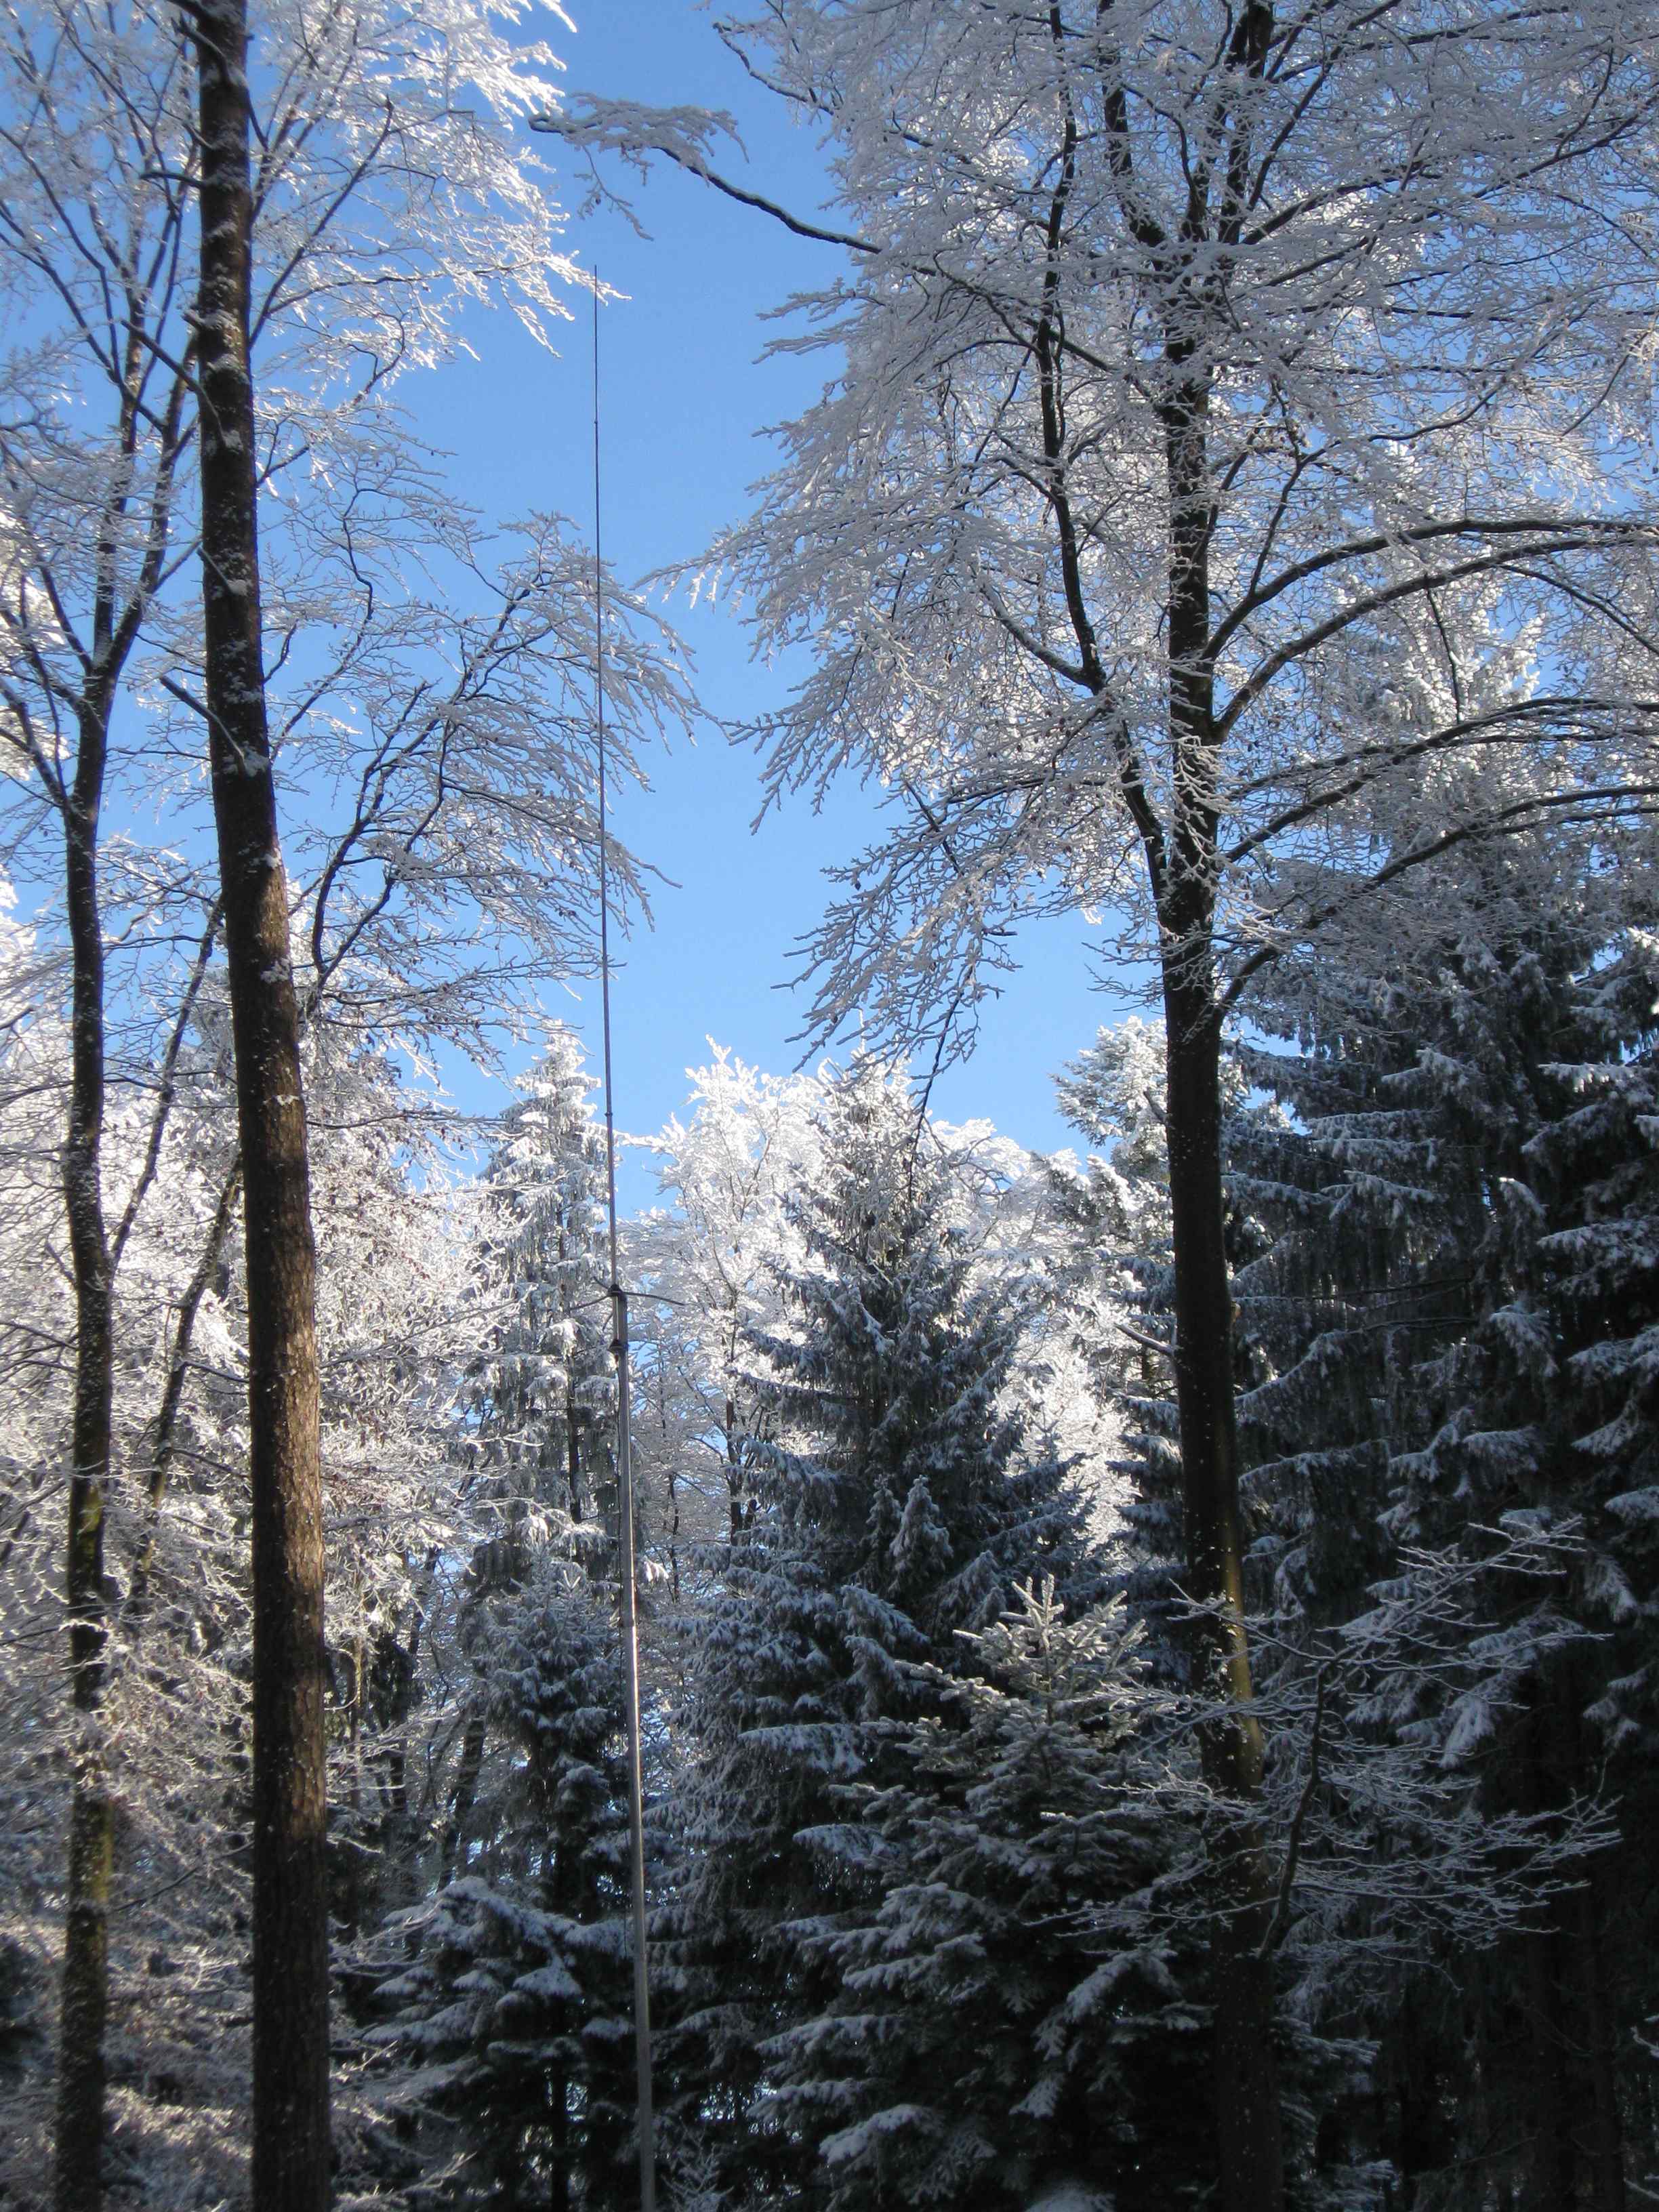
440 1711 487 1885
54 699 117 2212
1517 1685 1628 2212
17 119 193 2212
1156 323 1285 2210
1576 1871 1628 2212
193 1 330 2201
726 1397 746 1540
1520 1921 1574 2212
1162 966 1286 2212
1029 24 1285 2183
566 1371 586 1523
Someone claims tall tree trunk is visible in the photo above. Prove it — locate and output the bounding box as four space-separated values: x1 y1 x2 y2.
1576 1870 1627 2212
1159 343 1285 2211
1520 1919 1574 2211
193 1 330 2202
1029 26 1284 2182
54 702 116 2212
1162 969 1286 2212
726 1397 745 1540
49 283 194 2212
566 1370 586 1523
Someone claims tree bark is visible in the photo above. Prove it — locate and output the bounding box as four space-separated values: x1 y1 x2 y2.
1162 967 1286 2212
1155 292 1285 2205
54 703 117 2212
193 0 330 2201
566 1371 586 1523
48 276 192 2212
1575 1870 1628 2212
1029 26 1286 2185
440 1710 488 1885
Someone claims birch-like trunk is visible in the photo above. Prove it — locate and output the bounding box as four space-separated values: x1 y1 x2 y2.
193 0 330 2199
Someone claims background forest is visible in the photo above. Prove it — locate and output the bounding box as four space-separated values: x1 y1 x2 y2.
2 1 1658 2211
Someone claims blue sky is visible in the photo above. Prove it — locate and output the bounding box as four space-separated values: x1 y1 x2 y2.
395 3 1136 1203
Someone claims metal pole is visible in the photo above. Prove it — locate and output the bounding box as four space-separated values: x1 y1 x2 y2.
592 272 656 2212
611 1287 656 2212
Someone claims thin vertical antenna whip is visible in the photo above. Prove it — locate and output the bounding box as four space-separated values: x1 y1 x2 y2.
592 268 657 2212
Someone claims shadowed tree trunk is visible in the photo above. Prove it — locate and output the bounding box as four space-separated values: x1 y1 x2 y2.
440 1710 488 1885
193 0 329 2200
54 695 117 2212
124 1157 241 1629
1576 1870 1628 2212
1162 969 1285 2210
1156 333 1284 2207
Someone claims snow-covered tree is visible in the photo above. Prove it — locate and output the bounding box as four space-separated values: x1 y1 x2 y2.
668 1060 1094 2200
1223 813 1658 2205
0 0 682 2188
367 1560 642 2212
468 1031 617 1543
765 1580 1213 2212
632 1048 823 1543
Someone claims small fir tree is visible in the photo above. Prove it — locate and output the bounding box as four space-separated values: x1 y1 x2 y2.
466 1028 615 1551
369 1563 639 2210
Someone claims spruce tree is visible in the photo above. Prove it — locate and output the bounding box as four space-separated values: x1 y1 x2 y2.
371 1564 640 2209
468 1029 616 1547
668 1061 1090 2201
437 1032 618 1881
1226 832 1657 2207
765 1581 1213 2212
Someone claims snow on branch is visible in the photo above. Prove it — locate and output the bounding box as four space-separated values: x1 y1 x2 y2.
530 94 877 253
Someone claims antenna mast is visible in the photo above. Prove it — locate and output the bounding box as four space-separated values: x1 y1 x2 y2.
593 269 657 2212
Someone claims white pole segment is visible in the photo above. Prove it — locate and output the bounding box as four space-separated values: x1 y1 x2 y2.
611 1287 657 2212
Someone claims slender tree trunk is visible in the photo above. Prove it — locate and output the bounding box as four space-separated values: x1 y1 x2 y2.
335 1630 365 1938
194 1 329 2200
440 1711 487 1884
1576 1871 1627 2212
56 725 120 2212
566 1372 586 1523
49 272 192 2212
1029 25 1284 2179
123 1158 241 1628
1520 1921 1574 2211
54 699 117 2212
726 1397 745 1540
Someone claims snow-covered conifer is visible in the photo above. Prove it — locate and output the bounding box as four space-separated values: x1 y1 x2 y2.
1227 817 1656 2202
466 1030 616 1555
765 1580 1212 2212
368 1561 640 2210
668 1060 1092 2198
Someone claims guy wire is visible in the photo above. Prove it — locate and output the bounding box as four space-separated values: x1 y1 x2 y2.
592 266 657 2212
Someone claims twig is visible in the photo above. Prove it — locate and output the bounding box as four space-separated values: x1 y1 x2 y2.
1260 1666 1326 1957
